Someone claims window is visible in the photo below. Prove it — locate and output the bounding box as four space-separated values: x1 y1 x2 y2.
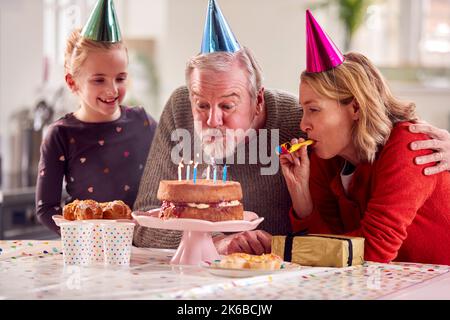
420 0 450 67
352 0 450 67
43 0 94 68
347 0 450 86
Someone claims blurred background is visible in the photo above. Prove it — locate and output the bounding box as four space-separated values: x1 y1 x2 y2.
0 0 449 239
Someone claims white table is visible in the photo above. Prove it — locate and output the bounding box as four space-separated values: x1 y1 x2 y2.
1 240 449 300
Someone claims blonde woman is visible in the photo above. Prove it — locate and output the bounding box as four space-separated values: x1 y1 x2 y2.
280 51 450 265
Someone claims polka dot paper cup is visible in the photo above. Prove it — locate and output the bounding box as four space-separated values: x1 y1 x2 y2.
100 222 135 266
60 222 95 266
91 221 117 264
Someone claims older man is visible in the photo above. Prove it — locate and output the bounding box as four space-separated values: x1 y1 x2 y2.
133 0 450 255
133 44 301 253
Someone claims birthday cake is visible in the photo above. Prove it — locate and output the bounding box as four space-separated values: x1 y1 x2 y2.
157 179 244 222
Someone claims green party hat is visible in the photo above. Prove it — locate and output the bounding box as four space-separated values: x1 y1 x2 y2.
81 0 122 42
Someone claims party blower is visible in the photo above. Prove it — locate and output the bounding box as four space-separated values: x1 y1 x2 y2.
276 140 314 155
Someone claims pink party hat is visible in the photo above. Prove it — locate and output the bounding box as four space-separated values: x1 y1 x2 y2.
306 9 344 73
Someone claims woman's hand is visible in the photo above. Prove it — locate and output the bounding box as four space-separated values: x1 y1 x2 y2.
280 138 311 188
279 138 313 218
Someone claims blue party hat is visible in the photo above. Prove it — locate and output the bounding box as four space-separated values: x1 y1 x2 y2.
201 0 240 53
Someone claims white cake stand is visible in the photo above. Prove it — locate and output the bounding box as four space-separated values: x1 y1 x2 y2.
132 209 264 265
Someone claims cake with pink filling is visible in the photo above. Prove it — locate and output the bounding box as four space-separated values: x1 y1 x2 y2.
157 179 243 222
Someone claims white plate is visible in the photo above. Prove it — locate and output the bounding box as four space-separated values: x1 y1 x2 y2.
52 215 133 227
199 261 301 278
132 209 264 232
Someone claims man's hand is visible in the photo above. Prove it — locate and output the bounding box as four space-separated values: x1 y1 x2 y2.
409 121 450 175
213 230 271 255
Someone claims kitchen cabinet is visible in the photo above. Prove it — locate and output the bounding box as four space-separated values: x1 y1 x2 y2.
0 187 57 240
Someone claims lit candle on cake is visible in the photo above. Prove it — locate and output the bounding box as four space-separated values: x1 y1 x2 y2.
193 162 198 184
206 165 211 180
178 160 184 181
207 156 214 180
222 165 227 183
186 160 193 181
213 165 217 184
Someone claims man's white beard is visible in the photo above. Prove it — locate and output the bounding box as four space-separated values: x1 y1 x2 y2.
194 125 239 160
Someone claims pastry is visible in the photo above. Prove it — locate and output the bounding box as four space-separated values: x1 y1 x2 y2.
62 199 131 221
100 200 132 219
215 253 284 270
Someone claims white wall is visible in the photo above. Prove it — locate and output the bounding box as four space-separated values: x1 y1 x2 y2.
115 0 166 39
0 0 44 186
157 0 305 117
392 84 450 131
2 0 447 126
155 0 449 129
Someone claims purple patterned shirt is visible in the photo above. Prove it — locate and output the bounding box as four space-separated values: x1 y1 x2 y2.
36 106 156 234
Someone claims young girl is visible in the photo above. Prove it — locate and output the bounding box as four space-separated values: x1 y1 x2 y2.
36 14 156 234
280 11 450 265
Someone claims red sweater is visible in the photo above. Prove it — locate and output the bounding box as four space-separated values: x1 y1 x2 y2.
290 122 450 265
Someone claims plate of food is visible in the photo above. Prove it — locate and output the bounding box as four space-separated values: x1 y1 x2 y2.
52 199 133 226
200 253 301 278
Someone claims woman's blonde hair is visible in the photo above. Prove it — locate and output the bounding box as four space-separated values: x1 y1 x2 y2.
185 47 263 99
301 52 417 163
64 28 127 77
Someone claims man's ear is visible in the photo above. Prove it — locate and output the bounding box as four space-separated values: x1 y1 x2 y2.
65 73 77 93
256 87 265 115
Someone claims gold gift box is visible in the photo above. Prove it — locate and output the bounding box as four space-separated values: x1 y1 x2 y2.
272 234 365 267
